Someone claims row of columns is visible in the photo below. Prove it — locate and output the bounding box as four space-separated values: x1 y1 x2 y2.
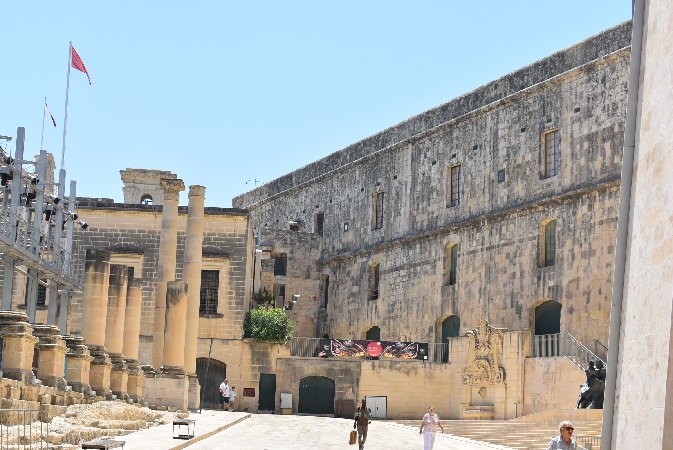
0 181 206 410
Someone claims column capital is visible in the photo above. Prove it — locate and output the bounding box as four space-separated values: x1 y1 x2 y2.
160 178 185 199
188 185 206 197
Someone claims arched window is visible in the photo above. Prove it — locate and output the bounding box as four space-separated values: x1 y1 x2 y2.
538 219 556 267
534 300 561 335
140 194 153 205
366 326 381 341
443 243 458 285
368 262 380 300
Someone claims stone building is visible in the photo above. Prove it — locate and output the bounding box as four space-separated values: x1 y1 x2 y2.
234 22 632 359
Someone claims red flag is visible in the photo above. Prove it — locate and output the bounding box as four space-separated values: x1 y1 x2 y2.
45 101 56 127
71 44 91 85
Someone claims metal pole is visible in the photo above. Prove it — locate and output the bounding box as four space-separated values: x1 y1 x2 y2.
199 338 214 414
60 43 72 172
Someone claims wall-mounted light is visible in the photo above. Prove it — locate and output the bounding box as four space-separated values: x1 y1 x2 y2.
284 294 300 311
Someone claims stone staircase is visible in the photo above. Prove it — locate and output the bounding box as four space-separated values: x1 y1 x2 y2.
392 419 603 449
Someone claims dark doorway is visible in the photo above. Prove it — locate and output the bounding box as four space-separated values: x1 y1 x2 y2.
439 315 460 362
298 376 335 415
534 300 562 335
258 373 276 412
196 358 226 409
366 326 380 341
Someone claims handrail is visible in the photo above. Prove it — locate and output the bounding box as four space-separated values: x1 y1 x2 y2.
532 332 606 369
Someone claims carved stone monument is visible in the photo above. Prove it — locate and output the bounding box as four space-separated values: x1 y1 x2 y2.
461 319 507 420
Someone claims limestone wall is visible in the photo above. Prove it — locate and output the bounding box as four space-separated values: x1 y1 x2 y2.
523 356 586 415
232 23 631 350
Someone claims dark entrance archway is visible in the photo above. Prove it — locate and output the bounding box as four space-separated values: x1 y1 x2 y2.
439 315 460 362
298 376 335 415
534 300 562 335
366 326 380 341
196 358 226 409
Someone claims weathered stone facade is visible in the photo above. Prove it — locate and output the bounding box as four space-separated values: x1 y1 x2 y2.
233 22 632 351
66 199 253 365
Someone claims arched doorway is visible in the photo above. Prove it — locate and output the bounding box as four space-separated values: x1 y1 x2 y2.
439 315 460 362
534 300 561 335
366 326 380 341
298 376 335 415
196 358 226 409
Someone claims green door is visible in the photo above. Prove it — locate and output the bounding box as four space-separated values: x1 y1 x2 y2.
440 316 460 363
298 376 335 415
258 373 276 412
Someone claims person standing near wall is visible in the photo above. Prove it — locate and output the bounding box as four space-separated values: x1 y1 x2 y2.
419 405 444 450
353 399 371 450
230 386 237 411
218 378 230 410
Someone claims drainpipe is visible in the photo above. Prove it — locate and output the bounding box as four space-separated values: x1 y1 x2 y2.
601 1 645 448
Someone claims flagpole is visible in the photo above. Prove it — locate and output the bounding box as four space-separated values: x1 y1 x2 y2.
60 42 72 172
40 97 47 151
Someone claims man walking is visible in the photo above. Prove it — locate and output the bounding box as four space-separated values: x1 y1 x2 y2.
546 421 576 449
353 399 372 450
219 378 231 411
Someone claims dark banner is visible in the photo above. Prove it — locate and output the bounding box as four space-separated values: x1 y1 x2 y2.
319 339 428 360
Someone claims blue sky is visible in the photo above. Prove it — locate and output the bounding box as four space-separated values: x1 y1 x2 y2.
2 1 631 207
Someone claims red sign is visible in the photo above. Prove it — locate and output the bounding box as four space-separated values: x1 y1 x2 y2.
243 388 255 397
366 342 383 357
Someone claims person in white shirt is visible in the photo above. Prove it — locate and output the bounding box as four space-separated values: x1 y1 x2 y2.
218 378 230 410
230 386 237 411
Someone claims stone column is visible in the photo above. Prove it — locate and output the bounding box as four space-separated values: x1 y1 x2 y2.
80 249 112 399
106 265 129 400
151 178 185 369
162 281 188 372
0 311 37 384
183 185 205 409
144 281 189 411
124 277 145 403
32 324 68 391
63 335 92 395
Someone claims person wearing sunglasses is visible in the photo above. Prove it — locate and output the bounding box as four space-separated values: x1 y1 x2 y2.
546 421 576 449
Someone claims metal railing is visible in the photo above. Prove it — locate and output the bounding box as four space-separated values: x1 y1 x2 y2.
532 332 605 369
0 409 49 449
429 342 450 363
576 435 601 450
289 337 322 357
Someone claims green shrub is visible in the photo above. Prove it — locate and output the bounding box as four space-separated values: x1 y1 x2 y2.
243 307 293 342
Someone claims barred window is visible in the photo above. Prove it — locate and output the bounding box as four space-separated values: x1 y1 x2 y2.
449 165 461 207
541 130 560 178
274 253 287 276
372 192 384 230
199 270 219 315
315 212 324 236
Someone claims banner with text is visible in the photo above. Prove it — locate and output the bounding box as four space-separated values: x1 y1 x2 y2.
318 339 428 360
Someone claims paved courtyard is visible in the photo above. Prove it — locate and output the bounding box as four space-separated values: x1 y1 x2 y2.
184 413 511 450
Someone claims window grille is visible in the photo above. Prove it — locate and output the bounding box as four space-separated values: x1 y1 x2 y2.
542 130 560 178
544 221 556 267
274 254 287 276
199 270 219 315
372 192 384 230
449 165 461 207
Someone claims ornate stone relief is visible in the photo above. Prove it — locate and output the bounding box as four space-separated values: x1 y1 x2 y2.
462 319 506 386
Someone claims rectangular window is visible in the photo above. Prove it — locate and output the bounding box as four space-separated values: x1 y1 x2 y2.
24 279 47 307
315 212 324 236
544 221 556 267
449 165 461 207
368 263 380 300
542 129 560 178
199 270 219 315
372 192 384 230
274 253 287 276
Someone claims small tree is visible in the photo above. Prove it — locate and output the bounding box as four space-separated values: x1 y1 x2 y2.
253 287 275 308
243 307 293 342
